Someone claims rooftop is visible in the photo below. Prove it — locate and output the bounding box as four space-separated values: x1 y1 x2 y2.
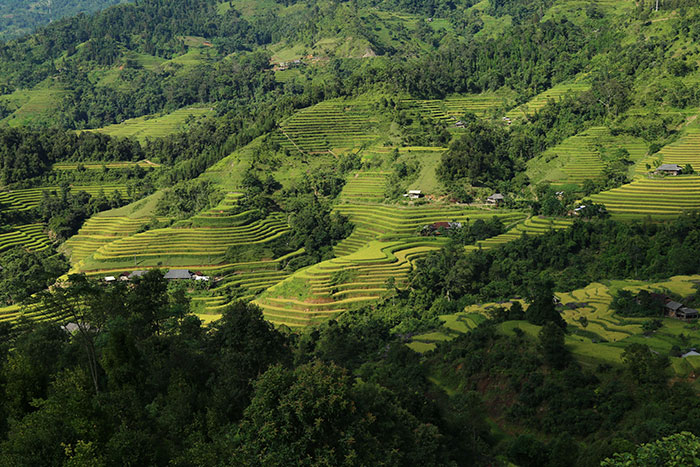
164 269 193 280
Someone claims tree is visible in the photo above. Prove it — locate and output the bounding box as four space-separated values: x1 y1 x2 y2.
621 343 669 385
602 432 700 466
39 274 110 394
232 360 448 466
525 275 566 329
539 322 569 369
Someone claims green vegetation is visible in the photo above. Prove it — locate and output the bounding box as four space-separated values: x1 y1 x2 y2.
86 106 214 142
3 0 700 464
0 0 129 39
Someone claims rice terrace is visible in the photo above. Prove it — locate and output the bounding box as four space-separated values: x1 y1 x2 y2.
1 0 700 464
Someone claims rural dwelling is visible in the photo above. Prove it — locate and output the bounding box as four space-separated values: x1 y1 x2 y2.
665 301 684 317
455 120 466 128
119 272 130 281
193 271 210 281
128 270 146 279
164 269 193 280
486 193 505 205
655 163 683 176
404 190 424 200
677 307 699 320
61 323 80 334
421 221 462 236
104 276 116 283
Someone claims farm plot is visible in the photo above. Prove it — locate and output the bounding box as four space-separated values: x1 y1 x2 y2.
85 212 289 268
271 98 382 154
338 171 389 203
653 127 700 171
333 204 526 256
87 106 214 141
255 240 442 327
53 161 160 170
0 185 129 211
466 216 573 251
406 92 514 122
0 301 70 329
509 81 591 118
590 176 700 218
527 126 648 185
63 216 170 265
0 224 51 253
195 249 307 314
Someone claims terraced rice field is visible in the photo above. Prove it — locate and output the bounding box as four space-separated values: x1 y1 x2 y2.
63 216 171 265
654 127 700 171
557 283 641 343
88 107 214 141
510 81 591 117
272 99 381 154
466 216 573 251
590 176 700 218
255 240 443 327
194 249 307 313
528 127 648 185
407 92 512 121
0 186 129 211
0 301 69 328
338 171 389 203
408 275 700 365
0 84 68 126
87 212 289 266
0 224 51 252
53 161 160 170
333 204 526 256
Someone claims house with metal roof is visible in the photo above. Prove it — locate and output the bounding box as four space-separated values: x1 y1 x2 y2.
164 269 193 280
486 193 504 205
656 163 683 175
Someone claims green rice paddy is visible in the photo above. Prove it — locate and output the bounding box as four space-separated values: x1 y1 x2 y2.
590 176 700 218
0 224 51 253
466 216 573 251
333 203 526 256
509 81 591 118
407 274 700 375
255 239 444 327
272 98 383 154
87 106 214 141
527 126 648 185
0 186 129 211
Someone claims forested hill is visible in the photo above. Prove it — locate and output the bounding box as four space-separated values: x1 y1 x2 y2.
4 0 700 465
0 0 130 40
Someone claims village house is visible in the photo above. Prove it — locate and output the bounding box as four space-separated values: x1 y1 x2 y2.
677 307 699 320
655 163 683 176
164 269 193 280
421 221 462 236
486 193 504 206
128 270 146 280
404 190 424 200
664 300 684 316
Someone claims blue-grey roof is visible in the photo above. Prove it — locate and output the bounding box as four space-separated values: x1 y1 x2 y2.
164 269 192 280
658 163 683 171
